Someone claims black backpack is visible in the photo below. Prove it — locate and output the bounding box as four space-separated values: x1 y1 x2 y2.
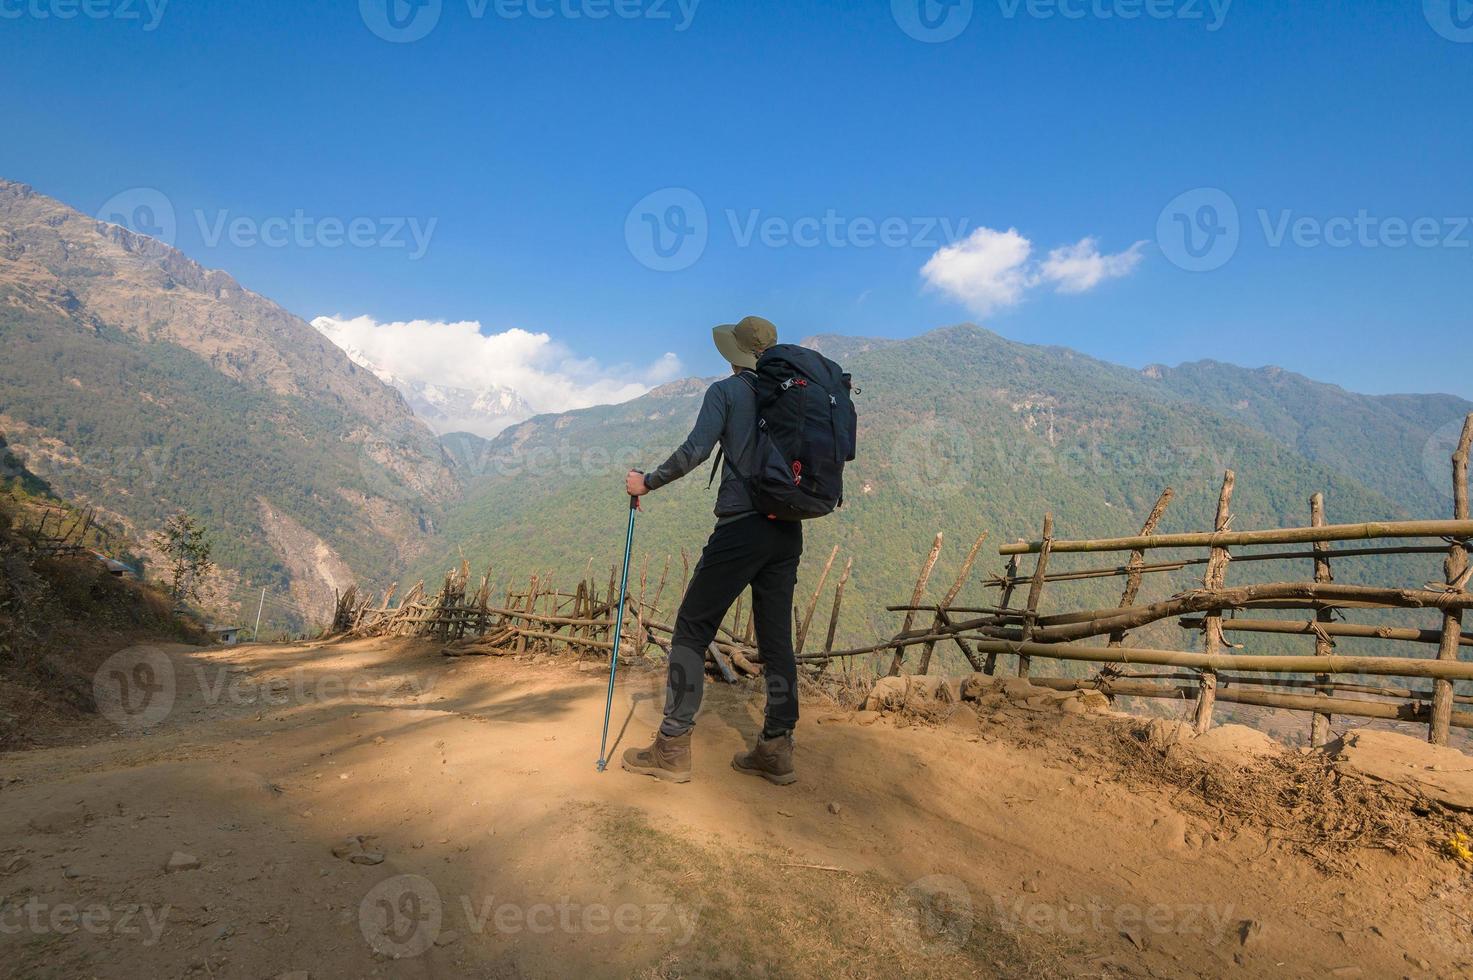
712 344 858 521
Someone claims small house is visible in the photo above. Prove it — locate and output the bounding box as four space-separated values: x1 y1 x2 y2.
207 625 245 645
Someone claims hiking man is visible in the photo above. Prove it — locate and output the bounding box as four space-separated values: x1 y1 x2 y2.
619 315 806 785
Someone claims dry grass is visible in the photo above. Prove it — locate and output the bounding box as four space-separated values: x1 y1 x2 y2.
0 524 206 747
1104 724 1473 873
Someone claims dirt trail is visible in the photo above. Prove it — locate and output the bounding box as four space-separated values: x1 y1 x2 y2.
1 637 1468 978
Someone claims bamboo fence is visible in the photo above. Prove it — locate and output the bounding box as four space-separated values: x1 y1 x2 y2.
840 412 1473 747
327 544 846 681
332 412 1473 747
19 505 100 558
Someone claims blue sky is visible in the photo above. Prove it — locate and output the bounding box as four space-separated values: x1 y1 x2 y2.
3 0 1471 401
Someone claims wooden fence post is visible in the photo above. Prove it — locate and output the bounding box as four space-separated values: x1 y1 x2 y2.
985 555 1020 675
816 557 853 676
888 533 944 676
1430 414 1473 745
919 531 988 675
1310 493 1335 747
1195 471 1236 733
1017 514 1054 678
795 546 840 656
1108 488 1174 649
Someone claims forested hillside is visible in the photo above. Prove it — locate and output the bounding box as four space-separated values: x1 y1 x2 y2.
1146 359 1471 518
412 325 1457 653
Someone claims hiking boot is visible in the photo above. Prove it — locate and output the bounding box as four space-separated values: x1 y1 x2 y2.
731 732 796 785
621 732 692 783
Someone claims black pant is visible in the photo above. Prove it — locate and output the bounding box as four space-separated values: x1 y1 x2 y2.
660 516 804 738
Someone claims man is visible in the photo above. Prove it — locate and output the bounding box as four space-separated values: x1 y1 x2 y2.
621 315 803 786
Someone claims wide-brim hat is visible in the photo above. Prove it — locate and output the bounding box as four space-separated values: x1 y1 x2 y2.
712 315 778 370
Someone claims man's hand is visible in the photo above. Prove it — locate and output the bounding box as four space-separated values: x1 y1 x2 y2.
626 470 651 498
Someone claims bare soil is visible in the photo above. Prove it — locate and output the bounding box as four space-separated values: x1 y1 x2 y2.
2 636 1471 978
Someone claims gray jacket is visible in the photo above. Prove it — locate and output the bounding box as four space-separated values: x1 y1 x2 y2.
644 372 759 523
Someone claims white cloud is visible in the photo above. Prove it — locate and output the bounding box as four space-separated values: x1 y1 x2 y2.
921 227 1146 316
919 227 1035 317
312 314 682 435
1039 236 1147 294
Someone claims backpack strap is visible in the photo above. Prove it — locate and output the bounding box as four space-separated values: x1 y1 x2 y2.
706 372 759 488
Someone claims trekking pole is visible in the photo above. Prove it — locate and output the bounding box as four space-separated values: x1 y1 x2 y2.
596 494 639 772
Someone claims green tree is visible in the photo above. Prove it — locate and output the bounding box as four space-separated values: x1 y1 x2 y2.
155 512 214 603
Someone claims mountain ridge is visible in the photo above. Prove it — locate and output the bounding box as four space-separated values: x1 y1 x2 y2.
413 323 1466 656
0 179 457 626
5 178 1469 641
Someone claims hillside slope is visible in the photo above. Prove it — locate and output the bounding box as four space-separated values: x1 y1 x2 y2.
0 180 457 623
413 326 1429 651
1 441 204 748
1145 359 1472 518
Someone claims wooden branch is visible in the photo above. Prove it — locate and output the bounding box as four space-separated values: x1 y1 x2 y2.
1018 514 1054 678
986 555 1020 675
980 545 1457 590
957 582 1473 645
1024 676 1473 730
1310 493 1334 747
920 530 987 675
707 642 738 683
1196 470 1235 733
1430 412 1473 746
649 554 671 620
1110 487 1174 649
962 638 1473 682
816 557 853 676
795 546 840 656
1100 672 1473 704
999 519 1473 556
722 643 763 677
937 608 986 672
888 533 943 676
887 604 1021 616
1177 617 1473 647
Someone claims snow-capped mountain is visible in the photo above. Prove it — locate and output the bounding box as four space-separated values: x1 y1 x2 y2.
390 377 533 438
313 324 533 437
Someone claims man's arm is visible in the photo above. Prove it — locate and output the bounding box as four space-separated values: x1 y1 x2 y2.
640 383 730 492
